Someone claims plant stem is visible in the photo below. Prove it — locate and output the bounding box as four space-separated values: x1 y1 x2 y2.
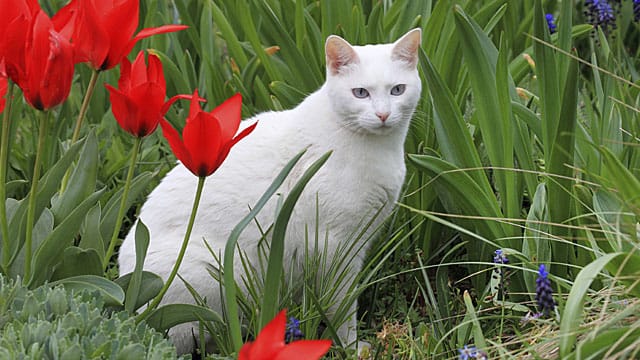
60 69 100 193
71 69 100 144
0 82 15 272
103 136 143 271
136 176 206 322
24 110 50 281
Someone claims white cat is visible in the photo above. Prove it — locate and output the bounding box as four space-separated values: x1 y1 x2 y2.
118 28 422 354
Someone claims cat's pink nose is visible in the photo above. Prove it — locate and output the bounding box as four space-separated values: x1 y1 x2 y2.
376 112 390 122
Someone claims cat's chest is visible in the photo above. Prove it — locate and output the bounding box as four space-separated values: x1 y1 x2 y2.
296 143 406 216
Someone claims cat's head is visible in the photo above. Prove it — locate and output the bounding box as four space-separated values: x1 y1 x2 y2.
324 29 422 135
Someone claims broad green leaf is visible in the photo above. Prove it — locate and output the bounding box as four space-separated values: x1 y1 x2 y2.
145 304 223 332
463 290 487 350
115 271 164 312
568 326 640 359
125 220 151 314
522 183 551 299
51 131 98 225
605 252 640 298
408 155 507 241
7 138 86 263
559 253 623 357
99 171 154 249
598 146 640 216
29 189 105 286
51 247 103 281
79 204 104 258
48 275 125 307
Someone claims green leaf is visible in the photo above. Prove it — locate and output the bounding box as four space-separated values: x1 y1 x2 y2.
51 247 103 281
79 204 104 258
29 188 105 286
100 172 154 248
51 131 98 225
597 146 640 216
125 220 151 314
408 155 506 241
463 290 487 350
115 271 164 312
559 253 623 357
7 138 86 264
223 149 307 351
145 304 223 333
568 327 640 360
48 275 125 307
522 184 551 299
260 151 331 328
605 252 640 298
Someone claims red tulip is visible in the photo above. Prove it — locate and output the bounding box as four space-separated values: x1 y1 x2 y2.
18 10 75 111
238 310 332 360
0 0 40 82
105 51 192 138
53 0 187 71
160 91 257 177
0 76 7 113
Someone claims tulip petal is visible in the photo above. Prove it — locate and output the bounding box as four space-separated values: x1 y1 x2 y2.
129 51 149 88
100 0 139 69
187 89 204 122
211 93 242 141
0 76 7 113
51 0 77 39
249 310 287 358
214 121 257 171
117 57 132 92
238 342 253 360
146 53 166 91
106 84 139 134
230 121 258 148
74 0 110 68
129 83 165 136
161 94 195 116
160 119 192 171
273 340 333 360
133 25 189 43
183 112 223 176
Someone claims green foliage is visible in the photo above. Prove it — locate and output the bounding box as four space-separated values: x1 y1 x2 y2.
0 274 185 359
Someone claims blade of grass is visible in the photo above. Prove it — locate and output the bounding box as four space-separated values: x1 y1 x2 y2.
260 151 331 327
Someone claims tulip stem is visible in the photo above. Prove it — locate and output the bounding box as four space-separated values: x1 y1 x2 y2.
136 176 206 322
24 110 50 282
103 136 142 271
0 82 15 272
71 69 100 144
60 69 100 194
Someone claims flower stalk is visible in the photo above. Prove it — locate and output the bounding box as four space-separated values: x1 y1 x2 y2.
24 110 50 281
0 82 14 271
103 136 142 271
136 176 206 321
71 69 100 143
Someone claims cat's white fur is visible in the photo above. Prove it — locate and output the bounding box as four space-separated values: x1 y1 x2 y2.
118 29 422 354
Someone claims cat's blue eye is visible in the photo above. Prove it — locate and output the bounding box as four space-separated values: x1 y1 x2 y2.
391 84 406 96
352 88 370 99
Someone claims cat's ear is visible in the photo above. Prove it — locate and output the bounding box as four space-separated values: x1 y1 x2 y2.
391 28 422 68
325 35 360 75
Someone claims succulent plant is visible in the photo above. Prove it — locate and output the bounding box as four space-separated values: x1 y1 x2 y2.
0 274 188 359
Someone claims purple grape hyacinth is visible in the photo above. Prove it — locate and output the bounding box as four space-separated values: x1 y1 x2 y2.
285 316 304 343
545 13 557 34
584 0 617 34
535 264 556 317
